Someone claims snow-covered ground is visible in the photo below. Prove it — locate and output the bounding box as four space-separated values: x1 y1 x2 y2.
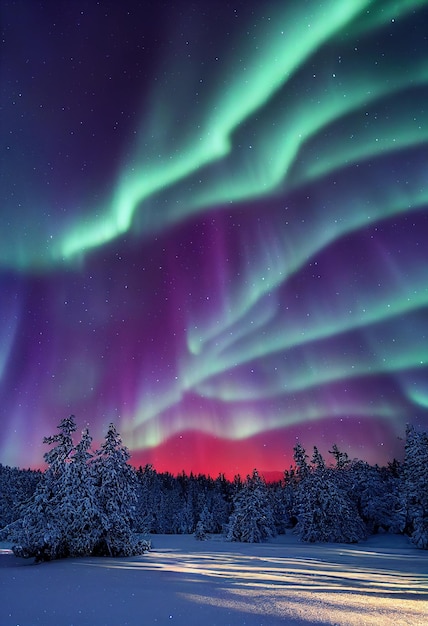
1 533 427 625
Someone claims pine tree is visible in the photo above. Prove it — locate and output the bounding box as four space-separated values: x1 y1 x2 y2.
282 468 298 528
155 472 182 533
196 504 214 537
270 482 290 534
211 474 233 532
174 497 195 534
43 415 77 475
0 465 41 528
134 464 157 533
349 460 405 535
403 425 428 549
5 418 149 560
292 447 366 543
294 467 366 543
226 469 276 543
56 428 101 557
311 446 326 471
293 442 310 479
92 423 148 556
194 520 208 540
8 416 79 561
329 443 351 470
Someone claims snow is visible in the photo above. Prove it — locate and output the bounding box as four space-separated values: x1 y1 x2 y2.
1 533 427 625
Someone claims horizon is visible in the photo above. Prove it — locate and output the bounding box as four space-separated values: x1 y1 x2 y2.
4 418 410 483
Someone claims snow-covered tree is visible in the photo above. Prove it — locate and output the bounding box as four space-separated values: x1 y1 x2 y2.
55 428 101 557
295 471 366 543
91 422 147 556
154 472 183 533
196 504 214 538
134 464 158 533
5 418 149 561
8 416 79 560
349 460 405 535
43 415 77 475
293 442 310 479
226 469 276 543
0 465 41 528
329 443 351 470
174 497 195 534
282 467 298 528
194 520 208 540
270 481 291 534
311 446 326 471
403 425 428 549
210 474 233 532
294 447 366 543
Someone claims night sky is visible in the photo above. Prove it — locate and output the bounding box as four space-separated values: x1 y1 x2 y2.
1 0 428 477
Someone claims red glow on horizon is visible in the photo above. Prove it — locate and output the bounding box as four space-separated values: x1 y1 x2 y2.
14 417 403 480
129 429 292 481
129 417 404 480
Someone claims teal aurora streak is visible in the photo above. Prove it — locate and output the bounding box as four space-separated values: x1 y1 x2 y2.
1 0 428 475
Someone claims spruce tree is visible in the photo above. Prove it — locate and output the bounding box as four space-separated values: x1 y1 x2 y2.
92 423 147 556
294 447 366 543
0 465 41 528
329 443 351 470
134 464 157 533
196 504 214 536
4 417 149 560
226 469 276 543
43 414 77 474
194 520 208 540
294 469 366 543
8 415 78 560
293 442 310 479
56 428 101 557
349 460 405 534
403 425 428 549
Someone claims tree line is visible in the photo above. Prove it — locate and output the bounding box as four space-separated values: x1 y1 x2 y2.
0 416 427 561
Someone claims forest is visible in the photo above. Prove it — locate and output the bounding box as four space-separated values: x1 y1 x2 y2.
0 416 427 561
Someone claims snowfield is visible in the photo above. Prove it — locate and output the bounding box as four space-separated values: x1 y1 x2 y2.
1 533 427 625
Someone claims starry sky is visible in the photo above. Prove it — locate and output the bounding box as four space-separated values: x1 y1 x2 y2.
1 0 428 477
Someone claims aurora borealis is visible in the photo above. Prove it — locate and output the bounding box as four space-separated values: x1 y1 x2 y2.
1 0 428 477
